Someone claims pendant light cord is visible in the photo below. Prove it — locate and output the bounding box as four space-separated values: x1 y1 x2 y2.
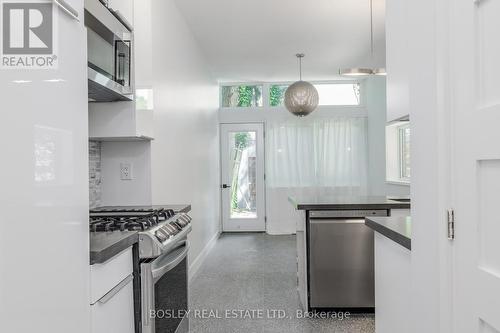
296 53 304 81
299 56 302 80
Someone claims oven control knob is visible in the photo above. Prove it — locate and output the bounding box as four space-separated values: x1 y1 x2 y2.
175 218 186 227
170 221 182 230
155 230 168 242
178 216 188 225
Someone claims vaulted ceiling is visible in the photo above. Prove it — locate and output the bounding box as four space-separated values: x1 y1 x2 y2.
174 0 386 82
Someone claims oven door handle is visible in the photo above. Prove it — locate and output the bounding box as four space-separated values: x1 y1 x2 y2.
151 243 189 280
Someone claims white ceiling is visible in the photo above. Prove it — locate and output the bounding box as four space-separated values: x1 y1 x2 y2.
174 0 386 82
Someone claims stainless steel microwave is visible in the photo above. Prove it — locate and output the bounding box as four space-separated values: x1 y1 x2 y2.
85 0 133 102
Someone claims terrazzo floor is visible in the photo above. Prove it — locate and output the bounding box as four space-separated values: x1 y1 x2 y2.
188 233 375 333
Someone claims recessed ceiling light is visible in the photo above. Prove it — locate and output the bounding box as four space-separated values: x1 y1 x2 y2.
12 80 31 84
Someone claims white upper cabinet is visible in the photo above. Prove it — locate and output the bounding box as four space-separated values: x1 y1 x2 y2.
89 97 154 141
385 0 410 122
107 0 134 30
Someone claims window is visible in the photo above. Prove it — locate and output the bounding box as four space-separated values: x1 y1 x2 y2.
398 124 411 180
269 83 361 107
269 84 288 107
135 88 154 110
315 83 360 106
386 121 410 184
221 85 263 108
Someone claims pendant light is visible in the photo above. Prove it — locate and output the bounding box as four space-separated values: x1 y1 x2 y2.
284 54 319 117
339 0 385 76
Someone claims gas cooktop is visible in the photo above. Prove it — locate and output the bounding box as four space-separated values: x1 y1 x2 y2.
89 206 192 259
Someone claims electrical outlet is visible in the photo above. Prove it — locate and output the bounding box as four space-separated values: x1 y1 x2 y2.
120 162 133 180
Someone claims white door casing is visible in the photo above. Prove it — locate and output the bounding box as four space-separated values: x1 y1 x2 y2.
451 0 500 331
220 123 266 232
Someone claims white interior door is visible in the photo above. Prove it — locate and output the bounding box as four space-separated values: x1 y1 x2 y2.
220 123 265 232
451 0 500 331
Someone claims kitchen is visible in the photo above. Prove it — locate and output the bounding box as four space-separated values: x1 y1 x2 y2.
1 0 499 333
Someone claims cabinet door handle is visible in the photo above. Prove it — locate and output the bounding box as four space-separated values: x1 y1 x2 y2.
97 275 133 304
53 0 80 22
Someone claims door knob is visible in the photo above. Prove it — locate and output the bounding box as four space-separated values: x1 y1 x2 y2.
221 184 231 189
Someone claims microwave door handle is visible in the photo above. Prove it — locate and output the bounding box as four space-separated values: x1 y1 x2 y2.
151 245 189 280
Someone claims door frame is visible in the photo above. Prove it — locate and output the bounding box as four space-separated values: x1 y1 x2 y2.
219 122 267 232
403 0 454 332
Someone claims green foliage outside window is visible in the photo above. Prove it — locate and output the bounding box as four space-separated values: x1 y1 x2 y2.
221 85 262 107
234 132 251 149
269 85 288 107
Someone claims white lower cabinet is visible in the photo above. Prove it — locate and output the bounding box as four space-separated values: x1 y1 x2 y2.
91 276 135 333
374 233 411 333
90 248 135 333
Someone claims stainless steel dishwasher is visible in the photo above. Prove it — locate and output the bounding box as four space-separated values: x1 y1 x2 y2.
308 209 388 309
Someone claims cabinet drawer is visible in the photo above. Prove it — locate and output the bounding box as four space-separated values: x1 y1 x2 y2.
91 275 134 333
90 247 133 304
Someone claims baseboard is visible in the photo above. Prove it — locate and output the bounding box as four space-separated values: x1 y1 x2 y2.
266 228 297 235
188 231 220 282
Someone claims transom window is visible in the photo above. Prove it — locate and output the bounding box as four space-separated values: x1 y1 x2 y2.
269 82 361 107
221 85 263 108
220 82 361 108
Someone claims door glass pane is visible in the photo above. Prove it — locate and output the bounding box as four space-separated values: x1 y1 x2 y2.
228 131 257 218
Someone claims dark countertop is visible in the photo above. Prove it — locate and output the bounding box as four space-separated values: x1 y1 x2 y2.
288 195 411 210
90 231 138 265
365 216 412 250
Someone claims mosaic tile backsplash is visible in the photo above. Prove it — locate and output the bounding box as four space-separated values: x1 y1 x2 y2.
89 141 102 209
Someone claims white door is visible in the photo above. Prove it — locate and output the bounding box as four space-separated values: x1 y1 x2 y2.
220 123 266 231
451 0 500 332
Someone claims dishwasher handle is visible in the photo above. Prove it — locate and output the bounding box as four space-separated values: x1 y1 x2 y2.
309 219 366 224
309 210 388 218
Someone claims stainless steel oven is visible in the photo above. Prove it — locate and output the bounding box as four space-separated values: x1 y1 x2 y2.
85 0 133 102
141 241 189 333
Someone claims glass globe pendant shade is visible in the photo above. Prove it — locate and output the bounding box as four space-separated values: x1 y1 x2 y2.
284 80 319 117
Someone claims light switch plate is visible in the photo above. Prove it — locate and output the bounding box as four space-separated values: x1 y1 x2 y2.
120 162 133 180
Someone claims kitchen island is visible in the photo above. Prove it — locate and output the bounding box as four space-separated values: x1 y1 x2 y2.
289 194 410 312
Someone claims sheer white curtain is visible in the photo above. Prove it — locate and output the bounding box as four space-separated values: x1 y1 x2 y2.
265 116 368 234
266 117 368 193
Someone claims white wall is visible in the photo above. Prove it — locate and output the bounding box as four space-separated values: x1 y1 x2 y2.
0 3 90 332
143 0 221 269
386 0 410 123
100 141 152 206
366 76 410 197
